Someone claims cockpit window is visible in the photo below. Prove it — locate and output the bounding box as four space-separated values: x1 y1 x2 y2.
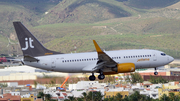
161 53 166 56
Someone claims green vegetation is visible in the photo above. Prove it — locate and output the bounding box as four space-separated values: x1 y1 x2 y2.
104 91 180 101
148 75 169 84
0 83 7 87
37 92 53 101
65 91 103 101
0 0 180 59
126 0 180 9
128 72 144 84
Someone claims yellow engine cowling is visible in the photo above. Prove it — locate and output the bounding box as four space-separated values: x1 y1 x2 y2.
117 63 135 73
104 63 135 75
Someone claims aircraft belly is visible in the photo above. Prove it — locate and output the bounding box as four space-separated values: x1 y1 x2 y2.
55 62 95 73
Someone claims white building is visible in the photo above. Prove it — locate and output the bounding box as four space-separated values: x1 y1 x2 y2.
69 81 107 90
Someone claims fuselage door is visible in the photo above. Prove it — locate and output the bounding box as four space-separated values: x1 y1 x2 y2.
153 52 157 61
51 59 56 68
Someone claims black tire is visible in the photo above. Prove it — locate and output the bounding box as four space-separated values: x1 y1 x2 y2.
89 75 96 81
98 74 105 80
154 72 158 75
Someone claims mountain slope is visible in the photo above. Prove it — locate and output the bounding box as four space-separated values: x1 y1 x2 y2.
38 0 132 24
126 0 180 9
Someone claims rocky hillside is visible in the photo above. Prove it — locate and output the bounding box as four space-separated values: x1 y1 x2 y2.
0 0 180 58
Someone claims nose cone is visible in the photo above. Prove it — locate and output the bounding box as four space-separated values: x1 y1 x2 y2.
168 56 174 63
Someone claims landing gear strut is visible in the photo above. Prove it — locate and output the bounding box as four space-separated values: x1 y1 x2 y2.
98 70 105 80
89 73 96 81
154 67 158 75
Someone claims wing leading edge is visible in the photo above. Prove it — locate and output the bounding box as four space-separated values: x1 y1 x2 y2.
93 40 117 68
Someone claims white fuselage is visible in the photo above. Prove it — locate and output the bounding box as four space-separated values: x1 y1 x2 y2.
23 49 174 73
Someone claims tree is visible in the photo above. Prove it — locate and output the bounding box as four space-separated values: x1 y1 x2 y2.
115 93 122 101
130 72 144 84
34 81 38 88
67 96 76 101
160 94 170 101
128 91 147 101
45 94 52 101
87 91 103 101
81 92 87 101
169 93 175 101
77 98 83 101
149 75 168 84
37 92 45 100
125 74 131 83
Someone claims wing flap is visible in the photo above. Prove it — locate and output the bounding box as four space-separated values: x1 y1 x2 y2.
82 64 97 72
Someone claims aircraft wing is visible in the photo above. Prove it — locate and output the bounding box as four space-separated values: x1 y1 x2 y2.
93 40 117 70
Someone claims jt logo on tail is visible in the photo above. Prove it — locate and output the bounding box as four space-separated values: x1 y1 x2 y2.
22 38 34 50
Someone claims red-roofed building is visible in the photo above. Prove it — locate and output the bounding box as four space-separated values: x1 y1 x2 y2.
0 98 8 101
10 96 21 101
0 93 21 101
62 93 67 96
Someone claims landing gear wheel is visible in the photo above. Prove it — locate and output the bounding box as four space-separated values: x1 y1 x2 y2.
154 68 158 75
98 74 105 80
89 75 96 81
154 72 158 75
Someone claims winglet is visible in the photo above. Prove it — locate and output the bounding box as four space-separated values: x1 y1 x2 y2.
93 40 104 54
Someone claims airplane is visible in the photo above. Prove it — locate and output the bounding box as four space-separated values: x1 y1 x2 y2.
13 22 174 81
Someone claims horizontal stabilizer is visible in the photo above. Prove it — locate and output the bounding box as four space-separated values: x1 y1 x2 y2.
8 59 22 62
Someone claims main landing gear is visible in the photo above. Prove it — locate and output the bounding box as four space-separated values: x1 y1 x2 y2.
154 67 158 75
89 71 105 81
98 70 105 80
89 73 96 81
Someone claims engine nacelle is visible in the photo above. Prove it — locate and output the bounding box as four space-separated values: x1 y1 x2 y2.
116 63 135 73
104 63 135 75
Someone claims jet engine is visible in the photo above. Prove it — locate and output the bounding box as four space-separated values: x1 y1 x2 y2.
104 63 135 75
116 63 135 73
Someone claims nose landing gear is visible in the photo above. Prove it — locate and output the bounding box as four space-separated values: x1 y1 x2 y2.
154 67 158 75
